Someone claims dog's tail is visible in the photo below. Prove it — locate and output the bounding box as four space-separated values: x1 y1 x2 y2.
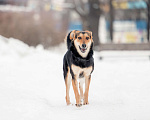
64 30 77 50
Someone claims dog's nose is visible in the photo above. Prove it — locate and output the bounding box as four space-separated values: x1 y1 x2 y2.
82 44 86 48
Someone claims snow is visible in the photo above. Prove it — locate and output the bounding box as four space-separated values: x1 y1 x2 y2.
0 35 150 120
0 5 32 12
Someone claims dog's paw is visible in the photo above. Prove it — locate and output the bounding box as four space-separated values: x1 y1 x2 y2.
66 102 71 105
75 104 82 107
83 101 89 105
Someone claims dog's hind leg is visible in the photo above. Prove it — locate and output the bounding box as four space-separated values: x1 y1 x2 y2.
65 68 71 105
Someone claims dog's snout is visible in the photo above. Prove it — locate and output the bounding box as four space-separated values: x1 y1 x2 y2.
82 44 86 48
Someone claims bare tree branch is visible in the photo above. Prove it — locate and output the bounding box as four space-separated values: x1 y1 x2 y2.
73 0 88 17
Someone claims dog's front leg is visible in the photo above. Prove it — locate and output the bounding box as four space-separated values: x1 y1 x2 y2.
72 78 81 107
83 75 91 105
65 78 71 105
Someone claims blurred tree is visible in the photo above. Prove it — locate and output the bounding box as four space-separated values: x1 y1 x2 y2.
73 0 101 47
0 0 5 4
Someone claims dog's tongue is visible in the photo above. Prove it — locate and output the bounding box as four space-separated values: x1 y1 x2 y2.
82 48 85 52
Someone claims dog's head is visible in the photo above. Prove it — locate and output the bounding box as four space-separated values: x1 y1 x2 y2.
70 30 93 58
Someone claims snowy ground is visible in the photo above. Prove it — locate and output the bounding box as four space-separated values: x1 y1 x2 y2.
0 35 150 120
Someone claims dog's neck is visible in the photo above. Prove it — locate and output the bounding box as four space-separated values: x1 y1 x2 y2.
70 42 93 60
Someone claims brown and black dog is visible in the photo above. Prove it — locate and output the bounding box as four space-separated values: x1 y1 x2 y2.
63 30 94 107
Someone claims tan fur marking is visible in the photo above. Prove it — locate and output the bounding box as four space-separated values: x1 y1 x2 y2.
83 66 93 76
85 30 93 40
69 30 76 40
70 30 80 40
71 65 92 78
71 65 82 77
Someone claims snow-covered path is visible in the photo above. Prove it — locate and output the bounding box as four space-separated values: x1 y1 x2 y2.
0 36 150 120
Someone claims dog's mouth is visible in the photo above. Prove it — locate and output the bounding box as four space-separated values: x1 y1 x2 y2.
79 46 87 53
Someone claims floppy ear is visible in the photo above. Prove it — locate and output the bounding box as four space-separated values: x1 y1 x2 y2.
85 30 93 40
70 30 80 40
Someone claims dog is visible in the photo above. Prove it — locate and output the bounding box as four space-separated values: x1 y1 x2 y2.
63 30 94 107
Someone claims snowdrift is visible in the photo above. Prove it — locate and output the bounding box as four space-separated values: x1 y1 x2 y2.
0 36 150 120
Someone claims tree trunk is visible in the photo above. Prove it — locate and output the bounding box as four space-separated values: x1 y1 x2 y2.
88 0 101 47
82 17 90 30
88 15 100 46
73 0 101 47
147 0 150 41
110 0 114 42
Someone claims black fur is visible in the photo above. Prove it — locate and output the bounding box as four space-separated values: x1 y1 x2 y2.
79 72 84 78
63 31 94 80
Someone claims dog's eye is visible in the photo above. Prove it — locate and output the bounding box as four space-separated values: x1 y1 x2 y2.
86 37 89 40
78 37 82 39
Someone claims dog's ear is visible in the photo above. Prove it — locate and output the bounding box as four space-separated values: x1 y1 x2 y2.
85 30 93 40
70 30 80 40
70 30 76 40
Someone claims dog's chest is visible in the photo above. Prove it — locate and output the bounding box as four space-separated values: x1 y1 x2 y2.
71 64 92 78
72 56 93 68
